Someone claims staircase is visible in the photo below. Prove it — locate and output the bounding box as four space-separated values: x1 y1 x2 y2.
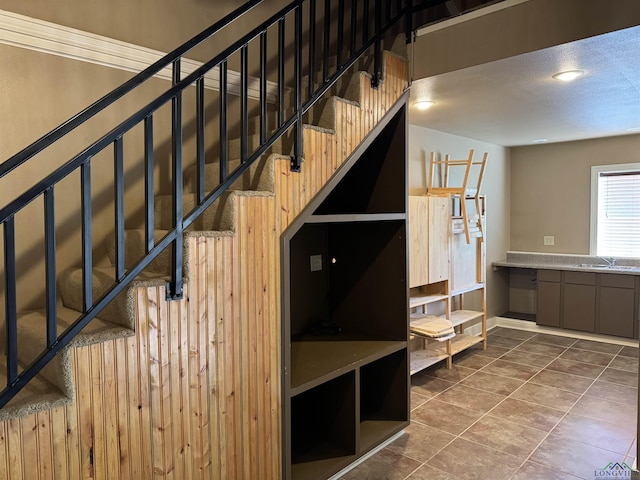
0 8 409 476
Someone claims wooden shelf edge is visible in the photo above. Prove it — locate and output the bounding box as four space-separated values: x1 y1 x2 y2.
307 213 405 223
450 309 484 327
450 334 484 355
451 283 484 296
409 293 448 308
410 345 448 375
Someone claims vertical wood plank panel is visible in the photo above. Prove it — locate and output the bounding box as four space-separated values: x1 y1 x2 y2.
0 420 7 480
114 338 131 479
36 410 53 480
90 344 106 480
136 288 153 478
6 418 23 480
101 341 120 480
20 409 39 479
50 407 68 480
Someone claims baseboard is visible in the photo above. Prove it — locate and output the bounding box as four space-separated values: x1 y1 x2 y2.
493 316 638 347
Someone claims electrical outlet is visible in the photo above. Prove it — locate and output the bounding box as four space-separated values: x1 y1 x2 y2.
543 236 555 246
310 254 323 272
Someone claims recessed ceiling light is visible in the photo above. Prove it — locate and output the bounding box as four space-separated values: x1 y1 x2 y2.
413 100 436 110
552 70 585 82
627 127 640 132
532 138 548 143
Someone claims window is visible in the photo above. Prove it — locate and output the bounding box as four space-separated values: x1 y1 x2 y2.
590 163 640 257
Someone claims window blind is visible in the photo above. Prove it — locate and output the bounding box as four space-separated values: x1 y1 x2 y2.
597 171 640 257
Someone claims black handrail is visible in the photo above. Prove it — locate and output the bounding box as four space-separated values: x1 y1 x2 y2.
0 0 416 409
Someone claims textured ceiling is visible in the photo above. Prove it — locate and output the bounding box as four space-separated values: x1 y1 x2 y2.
409 24 640 147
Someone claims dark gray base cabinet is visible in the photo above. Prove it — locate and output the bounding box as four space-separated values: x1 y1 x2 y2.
536 269 639 339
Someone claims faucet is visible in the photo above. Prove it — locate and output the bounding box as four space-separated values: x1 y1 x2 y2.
598 256 616 267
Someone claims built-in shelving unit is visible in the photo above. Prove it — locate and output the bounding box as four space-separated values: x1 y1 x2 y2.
283 101 409 480
408 193 487 372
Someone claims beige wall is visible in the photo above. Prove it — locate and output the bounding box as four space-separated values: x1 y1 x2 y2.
408 124 511 318
413 0 640 78
510 133 640 254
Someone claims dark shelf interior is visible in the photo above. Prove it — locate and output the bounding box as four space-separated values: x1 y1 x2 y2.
313 107 406 215
289 220 407 342
291 373 356 465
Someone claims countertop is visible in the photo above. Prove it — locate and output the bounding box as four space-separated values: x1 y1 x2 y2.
493 251 640 276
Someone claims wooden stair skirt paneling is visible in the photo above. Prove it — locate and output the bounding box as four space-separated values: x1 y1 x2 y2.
0 51 407 480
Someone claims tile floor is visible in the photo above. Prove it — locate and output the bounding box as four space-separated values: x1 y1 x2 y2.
342 327 639 480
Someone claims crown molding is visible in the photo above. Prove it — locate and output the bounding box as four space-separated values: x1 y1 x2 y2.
0 9 277 103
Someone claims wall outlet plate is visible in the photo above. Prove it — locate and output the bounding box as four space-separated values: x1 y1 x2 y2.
310 254 323 272
543 236 555 246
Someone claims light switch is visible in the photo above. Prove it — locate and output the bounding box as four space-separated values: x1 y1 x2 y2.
543 236 555 246
310 254 323 272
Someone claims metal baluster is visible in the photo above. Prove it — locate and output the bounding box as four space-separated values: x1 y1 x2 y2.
323 0 330 83
362 0 369 45
81 159 93 312
44 188 57 348
220 61 228 184
292 4 303 172
308 0 316 99
240 45 249 165
3 216 18 384
196 77 206 203
278 18 286 127
404 0 413 44
114 136 125 281
169 58 183 300
337 0 345 69
144 115 154 253
385 0 391 23
371 0 382 88
351 0 358 56
260 31 268 145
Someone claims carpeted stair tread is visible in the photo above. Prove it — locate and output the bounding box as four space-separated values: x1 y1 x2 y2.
0 355 71 422
105 229 172 274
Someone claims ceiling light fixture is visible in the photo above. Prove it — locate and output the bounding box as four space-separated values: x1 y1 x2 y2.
413 100 436 110
627 127 640 132
552 70 585 82
532 138 548 143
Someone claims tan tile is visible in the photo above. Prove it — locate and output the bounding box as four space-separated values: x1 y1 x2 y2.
610 355 638 373
530 333 577 348
410 390 429 411
510 382 580 412
435 384 505 413
489 398 565 432
468 343 512 359
573 339 622 355
453 351 496 370
491 328 537 340
481 359 541 381
511 461 583 480
570 395 637 428
427 438 522 480
499 349 555 367
561 348 615 366
585 379 637 406
423 364 476 383
460 371 525 396
599 367 638 387
545 358 605 379
515 341 568 357
619 346 639 358
406 464 457 480
412 399 483 435
530 432 625 479
529 369 594 394
461 415 546 457
341 448 421 480
552 413 635 455
411 373 455 398
387 421 455 463
487 335 526 349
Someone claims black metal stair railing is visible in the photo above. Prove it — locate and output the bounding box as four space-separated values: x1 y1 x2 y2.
0 0 416 408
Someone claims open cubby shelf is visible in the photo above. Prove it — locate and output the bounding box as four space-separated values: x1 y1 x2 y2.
283 101 409 479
